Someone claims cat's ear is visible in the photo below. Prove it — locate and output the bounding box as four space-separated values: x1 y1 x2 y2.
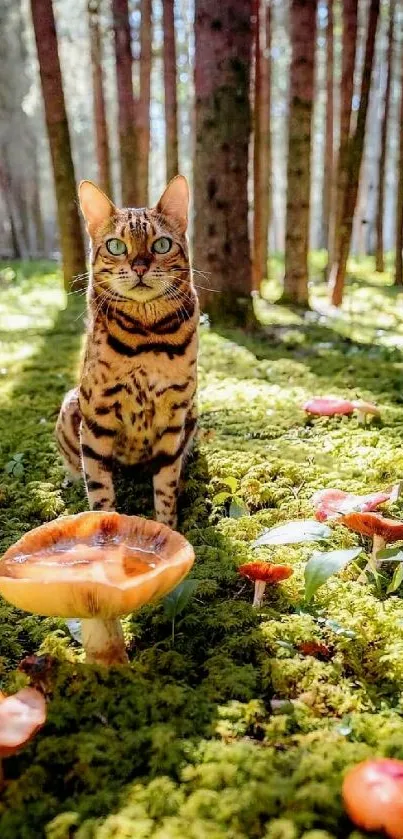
78 181 115 236
156 175 189 232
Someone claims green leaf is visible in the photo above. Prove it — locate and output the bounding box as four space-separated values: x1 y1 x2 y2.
253 519 331 548
387 563 403 594
220 476 238 493
213 491 232 505
13 463 24 477
377 546 403 561
304 548 362 603
229 498 249 519
163 580 199 620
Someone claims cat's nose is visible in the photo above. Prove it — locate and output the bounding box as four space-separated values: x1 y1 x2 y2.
131 257 149 277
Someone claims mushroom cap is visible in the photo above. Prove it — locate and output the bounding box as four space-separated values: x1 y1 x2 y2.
312 488 393 521
0 512 194 619
303 397 354 417
0 687 46 757
238 562 293 583
342 758 403 839
340 511 403 542
351 399 380 416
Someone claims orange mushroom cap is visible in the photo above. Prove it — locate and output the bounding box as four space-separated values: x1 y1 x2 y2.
340 512 403 542
342 758 403 839
238 562 293 583
0 687 46 758
0 512 194 619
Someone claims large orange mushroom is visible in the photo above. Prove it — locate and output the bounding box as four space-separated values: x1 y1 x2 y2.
340 512 403 578
342 758 403 838
0 687 46 784
0 512 194 666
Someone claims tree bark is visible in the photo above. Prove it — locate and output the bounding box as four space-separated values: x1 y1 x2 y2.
0 161 27 259
137 0 152 206
163 0 179 182
281 0 318 307
329 0 380 306
375 0 395 273
88 0 113 197
252 0 271 291
395 49 403 286
194 0 253 326
327 0 358 283
322 0 334 251
112 0 138 206
30 0 86 289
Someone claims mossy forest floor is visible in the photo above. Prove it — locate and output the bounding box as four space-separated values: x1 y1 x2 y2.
1 259 403 838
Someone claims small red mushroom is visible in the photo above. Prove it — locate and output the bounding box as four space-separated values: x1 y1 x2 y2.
297 641 332 660
238 562 293 608
303 397 354 417
351 400 380 423
0 687 46 784
342 758 403 838
340 512 403 579
312 487 396 522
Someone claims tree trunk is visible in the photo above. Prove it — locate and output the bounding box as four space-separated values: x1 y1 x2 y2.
30 140 46 256
0 161 27 259
88 0 112 197
112 0 138 206
375 0 395 273
329 0 380 306
281 0 318 307
163 0 179 182
30 0 86 290
137 0 152 205
395 50 403 286
322 0 334 251
194 0 253 326
327 0 358 283
252 0 271 291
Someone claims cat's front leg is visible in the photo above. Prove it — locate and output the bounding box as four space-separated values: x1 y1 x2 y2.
153 456 182 529
80 421 116 511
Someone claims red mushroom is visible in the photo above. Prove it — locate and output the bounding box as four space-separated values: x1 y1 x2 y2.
342 758 403 839
238 562 293 608
0 687 46 784
312 486 397 522
351 400 380 423
340 512 403 579
304 397 379 424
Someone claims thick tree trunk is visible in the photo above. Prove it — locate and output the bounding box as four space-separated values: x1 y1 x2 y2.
375 0 395 273
163 0 179 182
194 0 253 326
395 54 403 286
252 0 271 291
137 0 152 206
281 0 318 307
322 0 334 251
30 0 86 290
88 0 112 197
329 0 380 306
328 0 358 282
112 0 138 206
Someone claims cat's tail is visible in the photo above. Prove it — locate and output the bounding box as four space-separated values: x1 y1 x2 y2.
55 388 82 478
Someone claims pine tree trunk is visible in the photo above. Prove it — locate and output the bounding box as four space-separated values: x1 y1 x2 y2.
163 0 179 182
281 0 318 307
329 0 380 306
328 0 358 285
395 52 403 286
112 0 138 206
30 0 86 290
0 162 27 259
138 0 152 205
194 0 253 326
375 0 395 273
88 0 112 197
252 0 271 291
322 0 334 251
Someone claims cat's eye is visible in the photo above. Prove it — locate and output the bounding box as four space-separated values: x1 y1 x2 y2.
152 236 172 255
106 238 127 256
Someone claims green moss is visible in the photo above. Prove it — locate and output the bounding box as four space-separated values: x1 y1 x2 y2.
1 260 403 836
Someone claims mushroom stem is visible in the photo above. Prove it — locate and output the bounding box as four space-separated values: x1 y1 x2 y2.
358 534 387 582
81 618 129 666
253 580 266 608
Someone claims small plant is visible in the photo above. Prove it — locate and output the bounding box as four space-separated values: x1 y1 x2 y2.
5 452 25 478
213 476 249 518
163 579 199 645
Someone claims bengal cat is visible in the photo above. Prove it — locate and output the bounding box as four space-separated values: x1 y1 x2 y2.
56 176 198 529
